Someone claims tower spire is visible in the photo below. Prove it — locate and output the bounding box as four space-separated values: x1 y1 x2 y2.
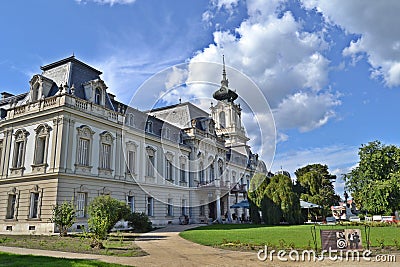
221 55 228 87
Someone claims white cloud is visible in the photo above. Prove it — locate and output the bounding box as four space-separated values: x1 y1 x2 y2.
301 0 400 87
185 0 340 137
273 92 340 132
76 0 136 6
211 0 240 12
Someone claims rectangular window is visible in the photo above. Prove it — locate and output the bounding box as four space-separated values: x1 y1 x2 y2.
78 138 89 166
167 198 173 216
147 197 154 216
127 195 135 212
14 141 24 168
76 192 86 218
180 163 186 182
6 194 16 219
35 136 46 164
127 150 136 174
147 155 155 177
200 205 205 216
100 143 111 169
181 199 187 216
29 192 39 219
166 158 173 180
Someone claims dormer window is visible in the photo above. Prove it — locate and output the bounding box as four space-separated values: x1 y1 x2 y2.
95 88 101 105
32 83 40 101
145 120 153 133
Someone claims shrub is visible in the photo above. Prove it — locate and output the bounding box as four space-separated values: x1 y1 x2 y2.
88 195 130 248
126 212 152 232
50 201 76 237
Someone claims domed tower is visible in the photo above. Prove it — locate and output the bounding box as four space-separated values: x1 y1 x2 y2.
210 56 249 148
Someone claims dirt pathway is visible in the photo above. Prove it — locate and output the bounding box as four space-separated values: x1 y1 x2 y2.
0 224 397 266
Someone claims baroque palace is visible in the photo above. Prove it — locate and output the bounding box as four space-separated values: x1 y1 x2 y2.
0 56 267 234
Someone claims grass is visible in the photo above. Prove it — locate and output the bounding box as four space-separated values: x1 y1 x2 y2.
0 234 147 257
179 224 400 251
0 252 130 267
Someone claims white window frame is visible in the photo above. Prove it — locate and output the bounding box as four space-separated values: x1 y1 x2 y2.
147 196 154 216
6 194 16 219
33 124 51 166
167 198 173 216
146 146 156 177
126 141 138 175
29 186 41 220
12 129 29 169
75 192 87 218
127 195 135 213
76 126 94 167
99 131 114 170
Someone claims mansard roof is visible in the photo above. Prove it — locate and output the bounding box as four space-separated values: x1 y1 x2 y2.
40 55 102 75
39 56 115 110
147 102 210 129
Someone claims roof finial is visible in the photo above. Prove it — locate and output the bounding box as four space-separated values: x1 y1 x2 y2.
222 55 226 81
221 55 228 87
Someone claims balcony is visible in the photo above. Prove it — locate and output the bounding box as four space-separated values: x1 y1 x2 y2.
7 94 123 124
230 184 247 194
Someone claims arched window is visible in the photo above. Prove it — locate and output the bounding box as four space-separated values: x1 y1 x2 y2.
209 162 215 182
76 125 95 167
99 131 114 170
218 159 223 177
12 129 29 169
146 146 156 177
219 111 226 128
199 162 205 184
32 83 40 101
95 88 101 105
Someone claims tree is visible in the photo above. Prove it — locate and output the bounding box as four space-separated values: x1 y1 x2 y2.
248 173 269 224
263 174 302 225
295 164 340 217
50 201 75 237
87 195 130 248
248 173 301 225
344 141 400 215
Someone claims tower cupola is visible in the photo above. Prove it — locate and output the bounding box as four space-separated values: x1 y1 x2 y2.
213 55 238 102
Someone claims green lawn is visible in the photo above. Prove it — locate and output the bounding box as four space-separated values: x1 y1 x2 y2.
180 224 400 250
0 252 130 267
0 234 146 257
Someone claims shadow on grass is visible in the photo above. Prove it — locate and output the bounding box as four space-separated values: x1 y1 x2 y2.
0 252 127 267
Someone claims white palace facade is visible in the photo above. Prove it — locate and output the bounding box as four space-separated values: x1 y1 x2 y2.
0 56 267 234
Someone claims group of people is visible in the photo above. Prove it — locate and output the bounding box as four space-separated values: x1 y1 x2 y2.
231 213 249 223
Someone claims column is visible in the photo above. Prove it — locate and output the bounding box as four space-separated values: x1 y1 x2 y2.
115 132 121 179
58 117 68 172
65 118 75 173
2 129 13 177
216 190 222 223
227 193 232 222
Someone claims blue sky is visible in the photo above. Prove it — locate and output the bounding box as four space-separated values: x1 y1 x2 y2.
2 0 400 197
